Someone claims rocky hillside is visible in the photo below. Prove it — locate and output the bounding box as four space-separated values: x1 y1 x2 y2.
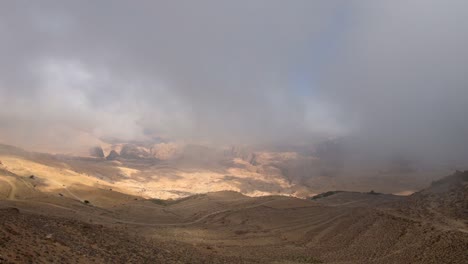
398 170 468 229
0 207 246 264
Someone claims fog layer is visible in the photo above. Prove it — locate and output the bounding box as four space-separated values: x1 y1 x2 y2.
0 1 467 162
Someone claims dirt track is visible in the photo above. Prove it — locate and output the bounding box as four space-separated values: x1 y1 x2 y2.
0 177 17 200
1 168 467 263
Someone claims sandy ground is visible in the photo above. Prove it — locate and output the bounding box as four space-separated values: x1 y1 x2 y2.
0 146 467 263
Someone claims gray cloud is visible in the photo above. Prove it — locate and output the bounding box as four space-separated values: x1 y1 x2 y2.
0 0 467 163
318 0 468 162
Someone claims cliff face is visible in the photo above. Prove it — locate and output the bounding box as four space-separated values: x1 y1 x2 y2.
105 150 119 160
151 142 182 160
119 144 153 160
89 146 105 158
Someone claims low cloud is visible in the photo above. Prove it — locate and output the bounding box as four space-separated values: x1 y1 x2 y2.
0 1 467 163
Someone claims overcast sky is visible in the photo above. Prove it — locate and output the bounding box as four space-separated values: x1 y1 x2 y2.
0 0 467 161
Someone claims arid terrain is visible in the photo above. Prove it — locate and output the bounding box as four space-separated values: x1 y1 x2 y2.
0 144 467 263
2 0 468 263
0 141 452 199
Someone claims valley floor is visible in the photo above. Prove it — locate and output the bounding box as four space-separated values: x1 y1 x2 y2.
0 163 467 263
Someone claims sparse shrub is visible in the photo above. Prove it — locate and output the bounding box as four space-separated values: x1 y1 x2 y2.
83 200 90 204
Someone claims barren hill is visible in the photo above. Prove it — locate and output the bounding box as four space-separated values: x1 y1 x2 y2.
0 143 448 200
0 144 467 263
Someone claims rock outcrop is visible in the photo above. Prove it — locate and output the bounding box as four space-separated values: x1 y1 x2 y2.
89 146 105 158
119 144 152 160
151 142 182 160
106 150 120 161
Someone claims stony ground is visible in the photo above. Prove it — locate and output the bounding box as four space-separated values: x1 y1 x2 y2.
0 207 250 264
0 165 467 263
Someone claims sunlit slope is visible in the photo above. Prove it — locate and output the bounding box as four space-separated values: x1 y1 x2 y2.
0 143 293 200
1 166 467 263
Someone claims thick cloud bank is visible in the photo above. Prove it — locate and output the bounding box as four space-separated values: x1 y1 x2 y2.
0 0 467 162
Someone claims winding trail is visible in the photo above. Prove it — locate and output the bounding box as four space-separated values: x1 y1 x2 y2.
44 178 84 201
0 177 18 200
1 166 276 228
6 195 276 227
113 199 276 227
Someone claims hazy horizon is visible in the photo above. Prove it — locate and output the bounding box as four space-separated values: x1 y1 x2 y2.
1 0 468 164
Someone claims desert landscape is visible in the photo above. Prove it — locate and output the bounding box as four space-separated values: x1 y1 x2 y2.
1 1 468 263
0 144 467 263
